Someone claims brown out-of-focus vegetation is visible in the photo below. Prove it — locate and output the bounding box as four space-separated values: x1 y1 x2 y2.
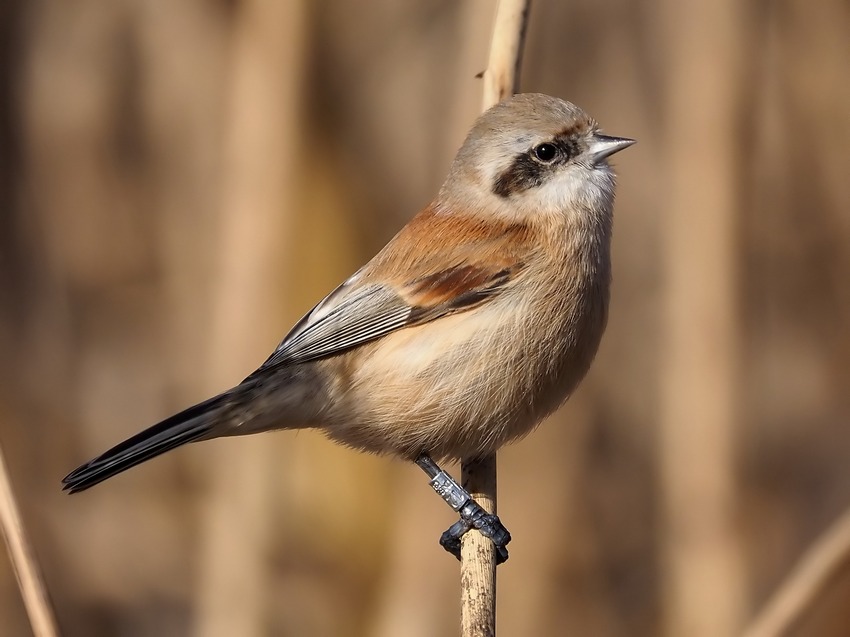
0 0 849 635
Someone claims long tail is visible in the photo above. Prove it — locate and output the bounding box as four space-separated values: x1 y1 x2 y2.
62 390 237 493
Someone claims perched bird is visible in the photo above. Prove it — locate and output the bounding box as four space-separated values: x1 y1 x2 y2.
63 93 633 560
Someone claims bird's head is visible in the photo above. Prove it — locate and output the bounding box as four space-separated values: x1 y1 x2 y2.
439 93 634 226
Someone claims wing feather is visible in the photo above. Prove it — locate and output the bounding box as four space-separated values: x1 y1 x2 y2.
259 284 412 368
255 263 517 372
252 207 533 373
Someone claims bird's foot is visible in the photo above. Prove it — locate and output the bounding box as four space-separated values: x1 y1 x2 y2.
439 502 511 564
415 454 511 564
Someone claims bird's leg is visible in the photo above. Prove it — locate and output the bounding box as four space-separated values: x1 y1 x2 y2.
414 453 511 564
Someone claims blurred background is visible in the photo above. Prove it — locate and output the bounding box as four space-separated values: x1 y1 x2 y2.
1 0 849 635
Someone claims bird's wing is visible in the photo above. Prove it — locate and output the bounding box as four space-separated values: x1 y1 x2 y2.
254 262 518 371
250 207 533 372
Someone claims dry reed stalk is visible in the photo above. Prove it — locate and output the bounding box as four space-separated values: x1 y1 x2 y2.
0 445 60 637
742 508 850 637
461 2 530 635
657 0 750 634
194 1 307 635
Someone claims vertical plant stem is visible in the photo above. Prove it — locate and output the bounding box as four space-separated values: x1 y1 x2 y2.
194 1 306 635
657 0 750 635
460 456 499 637
479 0 531 109
461 2 531 636
0 445 59 637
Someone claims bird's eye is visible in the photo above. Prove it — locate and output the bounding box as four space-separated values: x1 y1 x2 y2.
532 143 558 163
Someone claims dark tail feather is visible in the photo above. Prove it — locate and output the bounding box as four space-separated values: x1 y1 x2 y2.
62 391 233 493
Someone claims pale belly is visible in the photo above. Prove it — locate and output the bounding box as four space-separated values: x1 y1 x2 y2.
317 295 599 460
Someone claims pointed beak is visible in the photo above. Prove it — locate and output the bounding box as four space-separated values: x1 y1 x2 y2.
588 134 636 164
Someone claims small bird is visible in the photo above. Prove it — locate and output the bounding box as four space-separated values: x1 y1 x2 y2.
63 93 633 561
